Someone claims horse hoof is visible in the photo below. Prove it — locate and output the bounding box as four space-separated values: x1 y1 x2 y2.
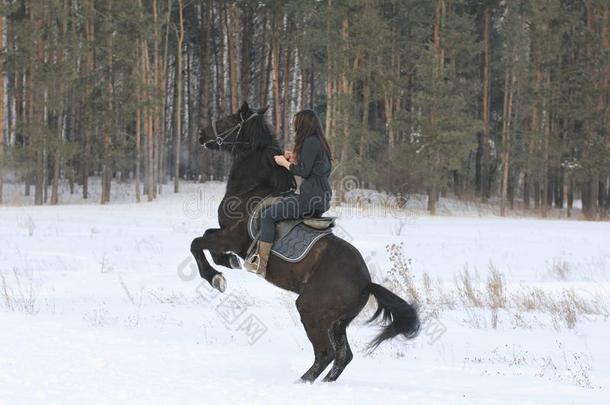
211 274 227 293
229 254 242 269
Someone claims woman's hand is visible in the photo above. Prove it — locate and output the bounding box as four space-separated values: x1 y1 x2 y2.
284 150 297 163
274 155 291 169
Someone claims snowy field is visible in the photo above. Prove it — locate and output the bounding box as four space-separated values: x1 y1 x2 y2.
1 181 609 404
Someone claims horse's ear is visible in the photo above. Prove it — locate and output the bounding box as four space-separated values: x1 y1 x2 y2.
256 105 269 115
240 101 250 115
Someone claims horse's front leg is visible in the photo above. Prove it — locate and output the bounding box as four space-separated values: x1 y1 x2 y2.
190 228 240 292
202 229 242 269
210 251 242 269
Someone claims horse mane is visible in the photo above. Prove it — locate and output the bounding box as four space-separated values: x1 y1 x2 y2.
241 113 277 150
235 113 296 195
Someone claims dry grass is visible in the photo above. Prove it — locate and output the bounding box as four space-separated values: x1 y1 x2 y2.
549 259 572 280
486 266 506 328
512 286 549 312
511 287 608 329
455 267 484 308
378 243 609 330
0 267 41 314
386 243 420 305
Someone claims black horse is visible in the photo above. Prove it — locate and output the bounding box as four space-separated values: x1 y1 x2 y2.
191 102 419 382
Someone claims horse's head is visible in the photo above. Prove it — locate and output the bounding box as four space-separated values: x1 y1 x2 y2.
199 102 272 154
200 102 294 195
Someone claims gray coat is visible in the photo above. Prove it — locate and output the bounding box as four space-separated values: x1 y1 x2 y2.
289 136 332 214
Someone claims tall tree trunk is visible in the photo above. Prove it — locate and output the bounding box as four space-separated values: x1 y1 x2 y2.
271 7 282 141
299 65 307 110
325 0 333 140
527 43 542 212
215 3 225 117
0 11 4 204
101 1 113 204
383 51 397 150
51 0 70 205
159 0 172 192
599 5 609 217
359 74 370 158
174 0 185 193
480 6 491 202
583 0 596 219
82 0 94 199
261 45 272 107
309 64 315 110
199 2 211 129
339 16 352 167
428 0 445 215
240 3 252 102
136 73 141 203
152 0 161 199
51 116 62 205
282 21 293 145
567 177 573 217
185 43 193 179
226 3 240 112
500 61 514 216
541 94 551 217
142 40 150 198
144 51 153 200
33 8 45 206
523 172 530 209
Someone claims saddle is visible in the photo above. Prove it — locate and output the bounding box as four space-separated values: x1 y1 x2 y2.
247 196 335 263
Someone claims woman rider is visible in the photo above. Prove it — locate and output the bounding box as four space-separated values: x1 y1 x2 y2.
245 109 333 277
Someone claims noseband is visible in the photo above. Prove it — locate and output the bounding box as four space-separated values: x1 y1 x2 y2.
211 112 260 151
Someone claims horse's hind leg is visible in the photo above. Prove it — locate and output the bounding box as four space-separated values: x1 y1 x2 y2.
322 318 354 382
296 296 335 382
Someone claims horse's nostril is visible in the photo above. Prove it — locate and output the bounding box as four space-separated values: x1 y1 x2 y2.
198 136 205 145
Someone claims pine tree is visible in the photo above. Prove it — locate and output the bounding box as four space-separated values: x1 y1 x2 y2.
400 0 480 214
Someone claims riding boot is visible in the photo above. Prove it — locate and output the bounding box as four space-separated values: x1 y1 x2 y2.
245 241 273 278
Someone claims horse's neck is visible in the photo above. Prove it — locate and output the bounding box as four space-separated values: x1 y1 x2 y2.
221 145 294 201
219 159 272 229
224 182 271 201
224 152 270 198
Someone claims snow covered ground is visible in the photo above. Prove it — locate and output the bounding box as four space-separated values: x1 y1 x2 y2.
1 181 609 404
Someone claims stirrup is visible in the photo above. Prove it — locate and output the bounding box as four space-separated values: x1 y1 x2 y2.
245 253 261 273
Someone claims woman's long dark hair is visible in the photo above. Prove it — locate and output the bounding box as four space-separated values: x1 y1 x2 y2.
293 110 332 161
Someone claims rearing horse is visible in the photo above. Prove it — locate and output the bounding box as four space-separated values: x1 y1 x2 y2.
191 102 419 382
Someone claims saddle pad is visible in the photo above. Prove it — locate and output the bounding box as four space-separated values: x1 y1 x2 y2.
248 197 333 263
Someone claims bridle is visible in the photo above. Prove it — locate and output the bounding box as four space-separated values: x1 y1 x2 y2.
211 112 260 151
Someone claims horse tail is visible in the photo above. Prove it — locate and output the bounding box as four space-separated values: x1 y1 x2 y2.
366 282 420 351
